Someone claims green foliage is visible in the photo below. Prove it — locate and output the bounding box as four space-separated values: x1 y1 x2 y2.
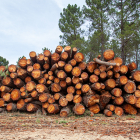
0 70 7 79
83 0 111 59
59 4 85 50
42 47 53 53
110 0 140 64
16 56 25 66
0 56 9 66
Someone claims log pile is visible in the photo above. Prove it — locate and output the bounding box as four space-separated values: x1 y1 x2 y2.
0 46 140 117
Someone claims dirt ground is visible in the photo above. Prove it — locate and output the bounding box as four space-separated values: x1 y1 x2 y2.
0 111 140 140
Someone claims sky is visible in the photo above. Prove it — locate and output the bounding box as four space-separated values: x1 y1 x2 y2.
0 0 86 65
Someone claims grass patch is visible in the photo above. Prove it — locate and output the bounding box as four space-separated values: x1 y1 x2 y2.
36 118 41 123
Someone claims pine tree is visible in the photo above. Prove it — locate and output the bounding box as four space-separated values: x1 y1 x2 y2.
110 0 140 64
58 4 85 50
83 0 111 60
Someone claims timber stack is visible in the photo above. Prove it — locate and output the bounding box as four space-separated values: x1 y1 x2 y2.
0 46 140 117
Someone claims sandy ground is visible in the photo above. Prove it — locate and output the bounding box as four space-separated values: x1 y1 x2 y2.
0 128 137 140
0 112 140 140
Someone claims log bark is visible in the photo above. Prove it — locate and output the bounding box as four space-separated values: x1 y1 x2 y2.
113 96 124 105
128 62 137 72
57 70 67 80
81 72 89 82
68 59 77 67
8 64 17 73
6 103 17 112
13 78 24 88
107 70 113 79
51 83 61 93
72 67 81 77
54 77 60 84
111 88 122 97
0 86 11 93
72 77 80 85
50 63 58 71
87 62 97 73
47 104 59 114
78 62 87 71
74 52 84 63
66 93 73 102
134 90 140 98
27 59 33 66
104 109 112 117
89 74 99 83
26 81 36 92
64 64 72 73
116 76 128 86
25 76 32 83
21 91 29 98
59 97 68 107
0 98 5 107
132 70 140 82
60 107 70 117
105 79 116 90
123 104 137 115
83 95 99 107
124 80 136 94
66 77 72 86
31 90 38 98
11 89 21 101
60 81 67 90
57 61 65 70
124 94 137 105
114 107 124 116
81 84 90 94
75 83 82 90
105 104 115 111
37 53 44 65
48 96 55 104
61 52 68 61
3 93 11 102
94 58 119 66
67 86 75 94
120 65 128 75
54 93 63 100
73 95 82 104
18 58 27 69
29 51 37 63
103 49 115 61
10 73 18 79
2 76 13 87
43 63 50 70
100 72 107 81
135 98 140 108
36 84 49 94
99 91 112 110
73 103 85 115
26 103 41 112
31 69 43 80
99 65 106 72
55 45 63 54
114 57 123 66
42 102 49 110
51 53 60 65
89 104 100 114
43 50 51 58
94 69 100 76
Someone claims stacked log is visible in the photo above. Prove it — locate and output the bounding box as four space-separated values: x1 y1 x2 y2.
0 47 140 117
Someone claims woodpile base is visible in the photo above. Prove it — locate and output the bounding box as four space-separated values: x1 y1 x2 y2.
0 46 140 117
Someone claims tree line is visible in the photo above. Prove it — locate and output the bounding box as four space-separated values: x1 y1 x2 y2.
58 0 140 67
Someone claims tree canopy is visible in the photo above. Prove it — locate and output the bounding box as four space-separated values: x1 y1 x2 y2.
0 56 9 66
59 4 85 50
